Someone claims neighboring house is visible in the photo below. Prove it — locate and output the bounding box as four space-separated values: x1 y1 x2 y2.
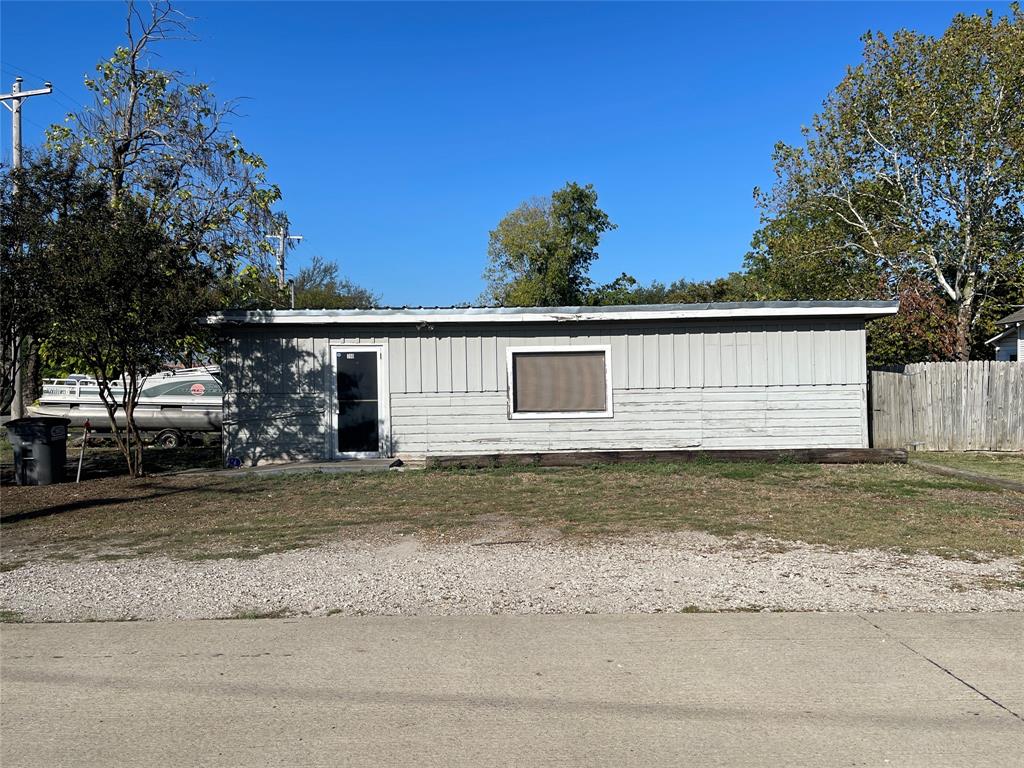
986 308 1023 362
204 300 898 465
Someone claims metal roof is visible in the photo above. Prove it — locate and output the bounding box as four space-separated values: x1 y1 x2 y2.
203 300 899 327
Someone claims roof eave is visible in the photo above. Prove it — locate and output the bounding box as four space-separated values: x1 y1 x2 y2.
201 302 900 327
985 325 1019 345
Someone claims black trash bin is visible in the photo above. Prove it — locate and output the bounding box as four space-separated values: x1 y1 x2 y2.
4 417 71 486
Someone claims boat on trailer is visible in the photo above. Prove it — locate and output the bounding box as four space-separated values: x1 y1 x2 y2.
28 367 223 447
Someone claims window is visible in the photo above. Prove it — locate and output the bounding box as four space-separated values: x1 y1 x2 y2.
507 346 613 419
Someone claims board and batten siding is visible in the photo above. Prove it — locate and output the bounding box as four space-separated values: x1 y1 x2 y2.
220 318 869 462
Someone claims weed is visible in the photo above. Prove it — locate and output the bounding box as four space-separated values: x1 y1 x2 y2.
230 607 291 620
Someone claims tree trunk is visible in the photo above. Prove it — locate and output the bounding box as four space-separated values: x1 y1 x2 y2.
1 337 21 415
21 337 41 408
954 284 977 361
120 375 145 478
124 399 144 478
96 375 144 478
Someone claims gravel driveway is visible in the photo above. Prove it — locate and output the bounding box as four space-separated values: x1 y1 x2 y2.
2 532 1022 621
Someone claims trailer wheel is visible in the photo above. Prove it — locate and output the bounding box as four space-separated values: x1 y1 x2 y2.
155 429 185 449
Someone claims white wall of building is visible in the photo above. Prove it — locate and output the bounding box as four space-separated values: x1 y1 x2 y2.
220 318 871 463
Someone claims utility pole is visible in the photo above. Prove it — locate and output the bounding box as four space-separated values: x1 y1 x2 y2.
2 76 53 418
266 226 303 289
1 76 52 179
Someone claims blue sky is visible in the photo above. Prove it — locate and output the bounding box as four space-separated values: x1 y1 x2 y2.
1 1 996 306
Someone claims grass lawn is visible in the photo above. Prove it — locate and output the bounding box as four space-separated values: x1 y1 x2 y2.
1 460 1022 565
914 452 1024 483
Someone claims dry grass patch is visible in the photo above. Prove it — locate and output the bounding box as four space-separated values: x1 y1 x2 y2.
1 461 1021 564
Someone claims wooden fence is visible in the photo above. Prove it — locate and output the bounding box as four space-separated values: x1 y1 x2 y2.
870 361 1024 451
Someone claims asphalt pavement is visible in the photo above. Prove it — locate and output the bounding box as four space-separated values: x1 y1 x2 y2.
2 613 1022 767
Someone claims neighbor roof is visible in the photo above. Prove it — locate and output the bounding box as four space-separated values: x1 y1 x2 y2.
203 300 899 326
994 308 1024 325
985 326 1017 345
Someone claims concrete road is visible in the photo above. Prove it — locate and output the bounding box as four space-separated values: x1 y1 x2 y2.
2 613 1022 767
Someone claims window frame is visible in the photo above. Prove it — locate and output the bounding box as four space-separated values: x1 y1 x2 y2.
506 344 614 420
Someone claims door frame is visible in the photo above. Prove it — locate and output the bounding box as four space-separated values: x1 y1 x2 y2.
328 343 390 459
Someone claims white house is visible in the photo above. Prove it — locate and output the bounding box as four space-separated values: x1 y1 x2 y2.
204 300 899 465
987 308 1023 362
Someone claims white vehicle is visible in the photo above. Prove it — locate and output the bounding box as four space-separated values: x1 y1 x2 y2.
28 367 223 448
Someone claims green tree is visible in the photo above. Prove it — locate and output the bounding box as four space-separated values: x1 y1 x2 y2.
293 256 380 309
972 253 1024 357
745 205 886 302
661 274 754 304
586 273 653 305
482 182 616 306
755 7 1024 359
46 0 281 277
216 265 287 311
0 158 88 413
41 183 215 477
588 273 753 306
214 256 379 311
745 207 971 364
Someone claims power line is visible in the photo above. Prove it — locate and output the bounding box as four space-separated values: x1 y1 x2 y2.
0 109 50 136
1 60 81 111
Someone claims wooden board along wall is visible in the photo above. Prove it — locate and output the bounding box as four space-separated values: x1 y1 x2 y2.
427 447 908 469
870 361 1024 451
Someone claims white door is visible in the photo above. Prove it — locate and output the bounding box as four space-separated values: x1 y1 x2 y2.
331 345 389 459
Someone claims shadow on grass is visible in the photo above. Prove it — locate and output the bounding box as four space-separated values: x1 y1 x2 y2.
0 445 222 486
0 481 236 526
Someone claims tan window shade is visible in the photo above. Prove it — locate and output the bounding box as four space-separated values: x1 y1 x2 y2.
512 351 607 413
